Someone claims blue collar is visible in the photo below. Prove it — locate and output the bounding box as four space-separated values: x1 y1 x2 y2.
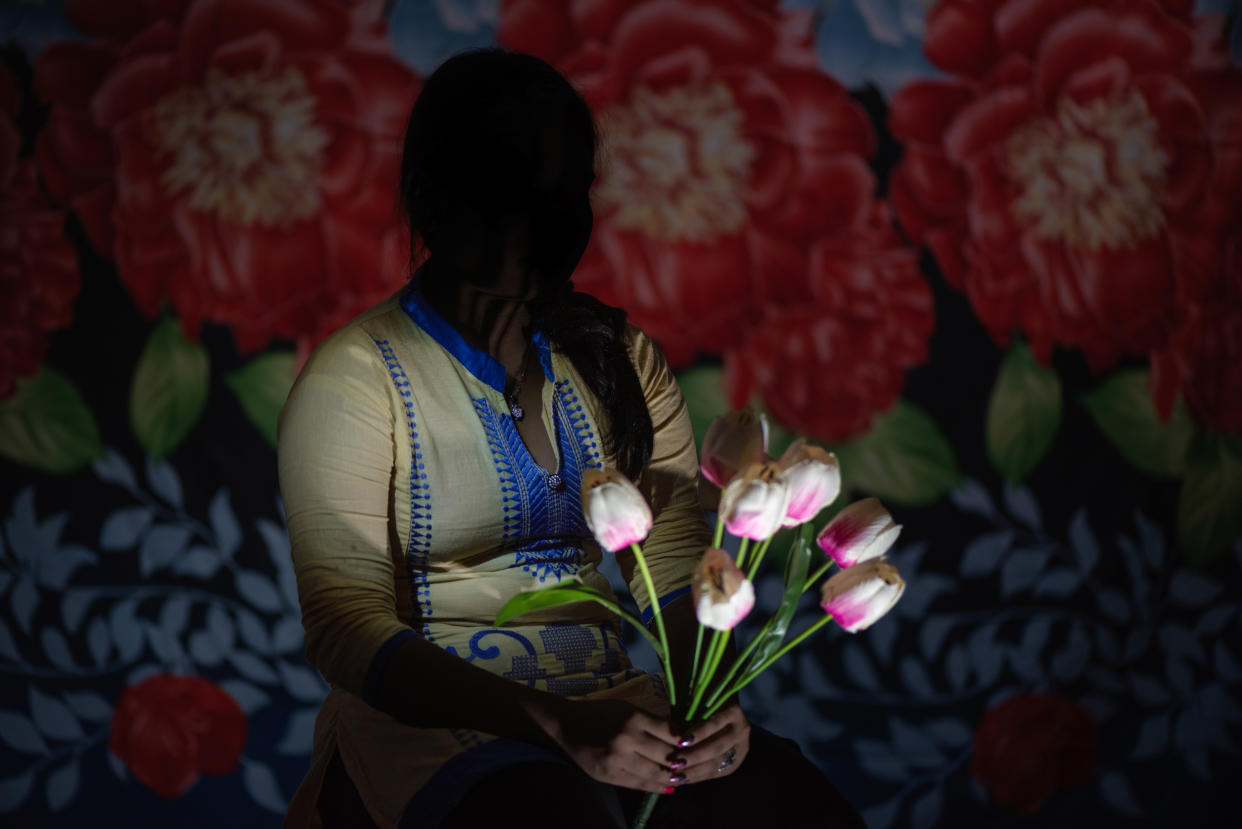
399 278 554 393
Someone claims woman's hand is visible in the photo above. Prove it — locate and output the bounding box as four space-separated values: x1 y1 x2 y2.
674 703 751 784
551 698 687 793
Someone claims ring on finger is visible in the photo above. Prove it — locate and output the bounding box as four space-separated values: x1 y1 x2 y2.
716 747 737 773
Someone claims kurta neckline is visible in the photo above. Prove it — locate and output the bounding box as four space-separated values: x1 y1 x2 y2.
399 276 555 394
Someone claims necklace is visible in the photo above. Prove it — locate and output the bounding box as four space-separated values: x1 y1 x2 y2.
505 341 531 421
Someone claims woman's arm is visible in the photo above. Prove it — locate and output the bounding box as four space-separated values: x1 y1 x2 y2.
613 327 713 622
374 635 687 793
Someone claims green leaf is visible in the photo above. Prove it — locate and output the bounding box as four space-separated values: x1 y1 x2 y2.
832 400 960 506
0 368 103 473
129 317 209 461
225 352 296 448
1178 434 1242 566
494 582 665 657
744 526 814 674
1081 369 1194 477
986 342 1061 482
675 363 727 451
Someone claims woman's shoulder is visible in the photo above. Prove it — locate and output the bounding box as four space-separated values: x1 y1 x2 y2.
621 322 674 391
297 289 412 381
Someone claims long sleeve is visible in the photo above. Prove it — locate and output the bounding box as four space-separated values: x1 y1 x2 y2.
276 328 412 699
615 327 712 621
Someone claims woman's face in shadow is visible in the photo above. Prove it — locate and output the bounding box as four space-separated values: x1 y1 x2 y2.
462 106 596 301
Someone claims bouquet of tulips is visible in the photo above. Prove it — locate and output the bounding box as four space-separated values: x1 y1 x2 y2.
495 409 906 828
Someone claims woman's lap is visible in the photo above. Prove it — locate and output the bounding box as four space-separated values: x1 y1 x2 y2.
319 728 865 828
630 728 864 829
433 728 864 829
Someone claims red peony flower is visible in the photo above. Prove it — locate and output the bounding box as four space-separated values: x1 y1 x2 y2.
499 0 932 441
109 673 247 798
33 0 420 353
889 1 1240 374
1149 14 1242 432
725 205 933 442
0 61 79 401
972 693 1098 815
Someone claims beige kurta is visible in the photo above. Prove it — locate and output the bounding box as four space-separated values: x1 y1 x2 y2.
277 281 709 828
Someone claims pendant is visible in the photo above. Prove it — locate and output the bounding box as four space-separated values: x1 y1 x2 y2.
545 472 565 492
509 401 524 421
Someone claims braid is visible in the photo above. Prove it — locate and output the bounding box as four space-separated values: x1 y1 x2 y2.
531 286 653 480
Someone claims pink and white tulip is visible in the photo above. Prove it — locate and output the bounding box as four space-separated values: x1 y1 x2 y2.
580 468 652 552
816 497 901 568
718 462 790 541
691 548 755 631
700 408 768 488
776 439 841 527
819 559 905 633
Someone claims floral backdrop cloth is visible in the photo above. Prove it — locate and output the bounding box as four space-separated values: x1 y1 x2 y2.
2 0 1241 826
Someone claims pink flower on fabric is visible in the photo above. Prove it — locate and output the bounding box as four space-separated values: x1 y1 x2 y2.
816 497 901 568
718 462 790 541
819 559 905 633
691 547 756 631
580 467 652 552
775 439 841 527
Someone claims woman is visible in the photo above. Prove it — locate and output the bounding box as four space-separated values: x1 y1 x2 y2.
278 49 862 828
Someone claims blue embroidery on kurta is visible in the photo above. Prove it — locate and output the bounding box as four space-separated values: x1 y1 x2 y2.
500 624 631 696
468 629 537 661
395 281 643 701
470 374 604 584
374 338 434 640
399 281 504 391
556 378 602 470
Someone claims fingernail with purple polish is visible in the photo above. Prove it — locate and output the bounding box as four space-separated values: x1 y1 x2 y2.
668 772 686 785
677 735 695 748
668 758 687 770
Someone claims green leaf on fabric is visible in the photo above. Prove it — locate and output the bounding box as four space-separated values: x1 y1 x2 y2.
986 342 1061 482
494 582 664 657
1178 434 1242 566
744 525 814 675
129 317 209 461
0 368 103 473
675 363 727 451
225 352 296 449
1081 369 1194 477
832 400 960 506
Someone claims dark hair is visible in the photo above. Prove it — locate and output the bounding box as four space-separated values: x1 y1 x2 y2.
398 49 653 480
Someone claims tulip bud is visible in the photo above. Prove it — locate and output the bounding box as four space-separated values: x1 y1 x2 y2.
816 497 901 568
580 467 653 552
718 461 790 541
691 548 756 631
819 559 905 632
776 439 841 527
700 408 768 488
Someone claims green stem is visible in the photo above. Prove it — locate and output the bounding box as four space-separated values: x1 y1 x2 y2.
631 543 675 706
802 560 833 593
685 627 727 722
632 791 661 829
712 518 725 550
745 537 774 581
702 617 771 711
689 623 705 694
702 615 835 719
734 537 752 572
